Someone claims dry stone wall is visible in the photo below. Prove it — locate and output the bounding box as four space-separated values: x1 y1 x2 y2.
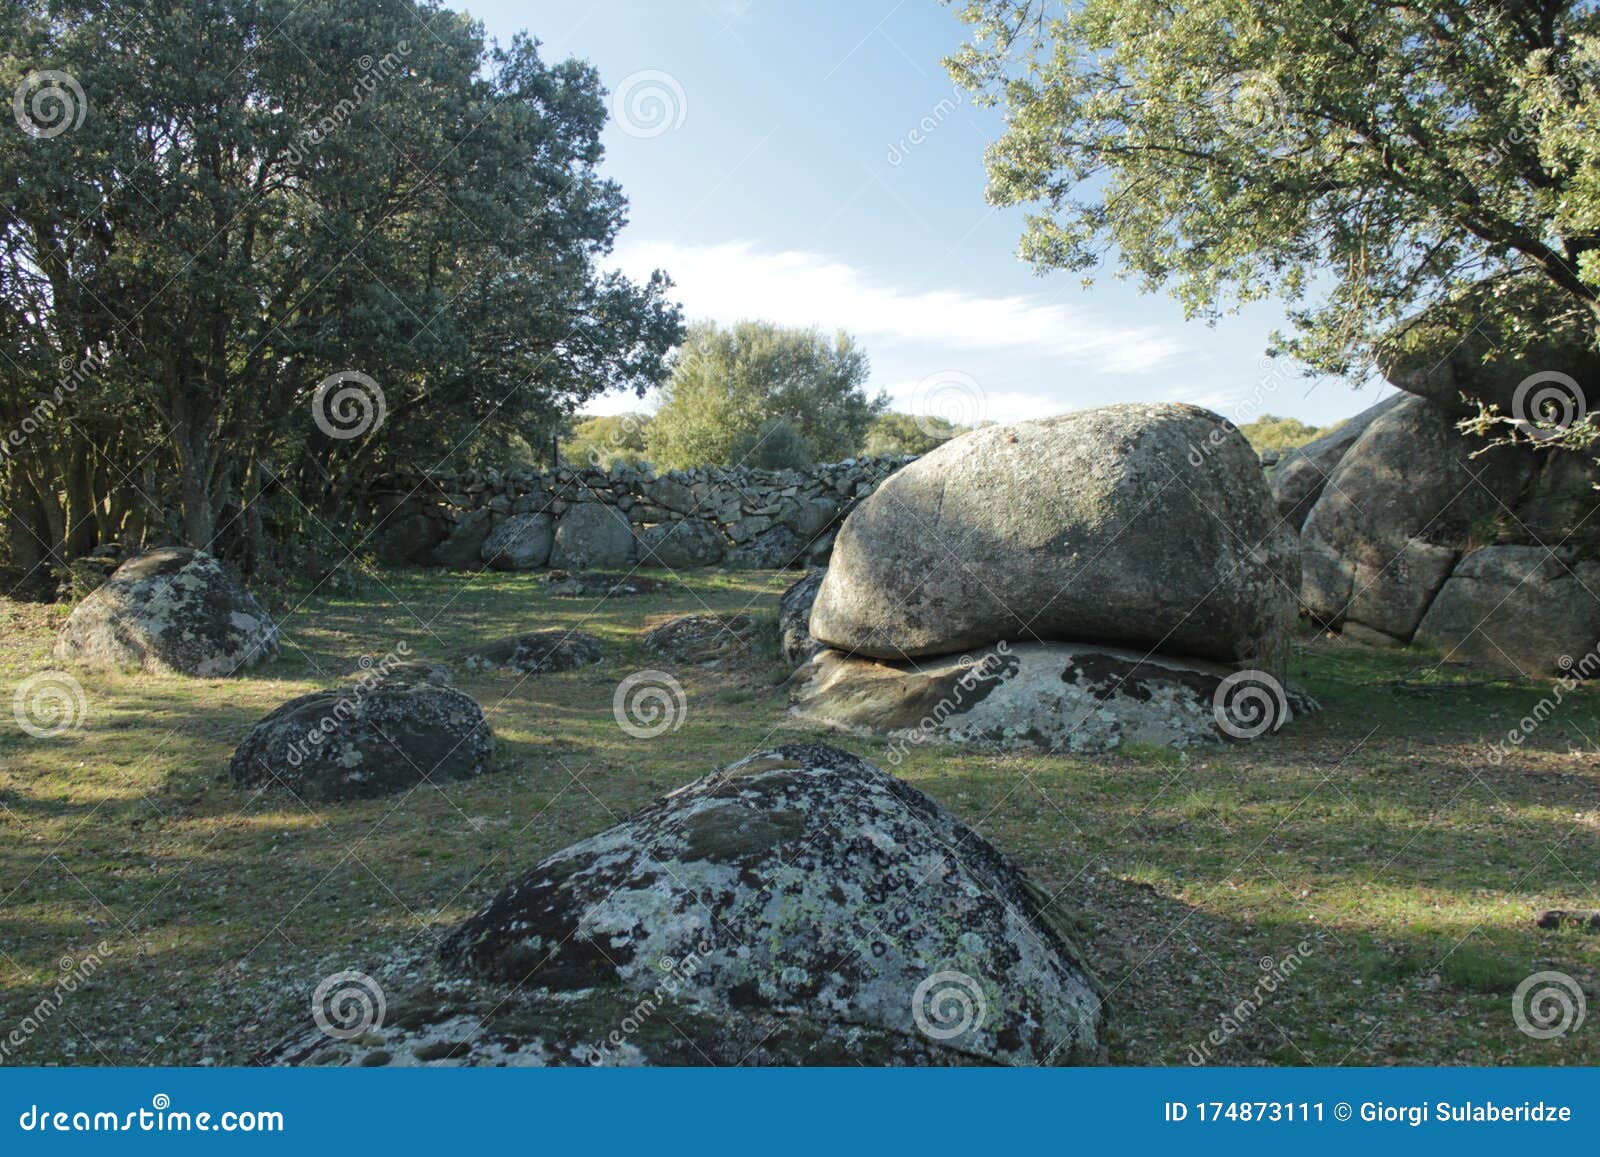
371 456 915 572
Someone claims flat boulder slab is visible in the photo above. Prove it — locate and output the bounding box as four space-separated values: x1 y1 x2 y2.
637 519 725 568
643 613 768 664
426 743 1101 1066
457 630 604 674
789 643 1318 754
810 404 1298 674
549 502 636 570
539 570 671 599
1300 395 1538 639
480 513 553 571
229 683 493 802
1414 546 1600 676
779 569 826 666
52 547 278 677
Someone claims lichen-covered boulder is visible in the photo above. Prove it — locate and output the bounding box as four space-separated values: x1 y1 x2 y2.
457 630 604 674
1269 394 1404 530
637 518 725 568
779 569 826 666
228 682 493 801
643 613 767 664
550 502 636 569
810 405 1298 674
1414 546 1600 675
480 513 553 570
1300 395 1538 638
726 522 805 569
52 547 277 676
437 743 1103 1066
789 643 1317 753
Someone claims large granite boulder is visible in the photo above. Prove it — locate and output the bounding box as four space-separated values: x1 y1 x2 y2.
1269 394 1405 530
779 569 826 666
228 682 493 801
480 513 553 570
52 547 277 676
1300 395 1539 639
726 523 805 569
1414 546 1600 675
636 518 725 569
550 502 636 570
811 405 1298 673
423 744 1102 1066
424 507 493 569
457 630 604 674
789 643 1317 754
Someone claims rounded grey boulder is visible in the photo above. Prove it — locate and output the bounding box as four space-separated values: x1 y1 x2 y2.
229 682 493 801
637 518 725 568
643 613 766 664
550 502 635 569
480 513 553 570
810 405 1298 673
779 569 826 665
52 547 278 676
438 743 1103 1066
456 630 604 674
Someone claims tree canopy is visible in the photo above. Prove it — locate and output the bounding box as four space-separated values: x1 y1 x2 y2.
646 320 886 470
945 1 1600 376
860 411 969 456
1 0 681 582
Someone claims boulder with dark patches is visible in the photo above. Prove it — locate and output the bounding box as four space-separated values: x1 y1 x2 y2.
434 743 1103 1066
550 502 637 569
637 518 725 569
779 569 826 666
788 642 1318 753
456 630 604 674
643 613 768 664
52 547 278 676
228 682 493 801
810 405 1299 674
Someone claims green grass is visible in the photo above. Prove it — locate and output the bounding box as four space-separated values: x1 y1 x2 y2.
1 567 1597 1066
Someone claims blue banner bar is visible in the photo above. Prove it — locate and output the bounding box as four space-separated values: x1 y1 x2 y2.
2 1067 1594 1154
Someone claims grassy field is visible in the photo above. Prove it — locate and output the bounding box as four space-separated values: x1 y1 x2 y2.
1 564 1597 1066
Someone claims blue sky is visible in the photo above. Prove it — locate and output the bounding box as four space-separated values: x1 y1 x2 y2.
467 0 1396 428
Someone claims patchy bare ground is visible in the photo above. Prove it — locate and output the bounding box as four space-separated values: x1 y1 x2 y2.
1 566 1597 1066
